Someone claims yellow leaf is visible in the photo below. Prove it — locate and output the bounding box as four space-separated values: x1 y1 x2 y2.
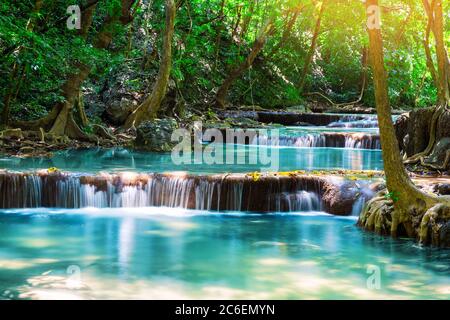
248 172 261 182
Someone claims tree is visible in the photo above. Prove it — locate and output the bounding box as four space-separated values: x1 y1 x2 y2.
422 0 450 105
215 16 275 109
1 0 43 126
15 0 137 140
123 0 176 129
266 4 303 59
359 0 450 246
403 0 449 166
297 0 326 93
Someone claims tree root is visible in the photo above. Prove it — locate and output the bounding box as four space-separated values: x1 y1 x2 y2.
93 124 116 141
404 104 446 165
419 149 450 171
12 106 60 131
358 186 450 247
0 128 24 139
358 191 394 235
419 203 450 246
12 103 97 143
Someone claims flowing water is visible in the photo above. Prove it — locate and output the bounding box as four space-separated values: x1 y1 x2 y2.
0 113 448 300
0 145 383 173
254 127 381 149
0 209 448 300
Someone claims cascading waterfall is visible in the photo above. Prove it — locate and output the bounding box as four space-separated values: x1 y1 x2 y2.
0 171 368 214
344 133 381 149
326 115 378 129
282 191 321 212
195 179 217 211
254 132 381 150
328 120 379 128
255 134 327 148
350 182 377 216
351 196 366 216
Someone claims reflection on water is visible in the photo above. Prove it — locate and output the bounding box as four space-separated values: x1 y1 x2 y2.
0 147 383 174
0 208 448 300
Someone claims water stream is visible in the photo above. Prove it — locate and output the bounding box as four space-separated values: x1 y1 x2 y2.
0 113 448 300
0 209 448 300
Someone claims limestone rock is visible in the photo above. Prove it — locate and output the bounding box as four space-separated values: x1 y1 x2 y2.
434 183 450 196
105 98 139 125
135 118 179 152
322 180 361 215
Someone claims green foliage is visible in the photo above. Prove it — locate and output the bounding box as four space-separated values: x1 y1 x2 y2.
0 0 448 123
385 191 400 203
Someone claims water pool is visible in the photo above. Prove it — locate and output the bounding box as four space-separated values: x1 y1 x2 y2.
0 208 448 300
0 146 383 174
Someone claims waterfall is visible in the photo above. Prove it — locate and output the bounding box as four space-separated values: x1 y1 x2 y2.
195 179 217 211
344 133 381 149
0 172 373 215
254 133 381 150
254 134 326 148
350 182 377 216
327 120 379 128
282 191 321 212
351 196 366 216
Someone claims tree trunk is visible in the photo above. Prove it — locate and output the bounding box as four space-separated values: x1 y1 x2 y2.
214 0 226 70
361 0 449 243
297 1 326 93
215 17 275 109
1 0 43 126
422 0 449 105
16 0 137 140
432 0 449 105
266 6 302 59
240 0 256 40
123 0 176 129
46 2 100 139
422 0 439 91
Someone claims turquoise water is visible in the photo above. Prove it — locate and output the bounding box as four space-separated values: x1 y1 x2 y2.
0 146 383 174
0 208 448 300
1 120 448 301
282 126 379 134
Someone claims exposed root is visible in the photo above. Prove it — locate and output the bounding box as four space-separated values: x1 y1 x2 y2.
64 115 98 143
420 149 450 171
419 203 450 246
358 186 450 247
358 191 394 235
13 106 60 131
404 104 446 165
93 124 116 141
39 127 45 142
0 128 24 139
11 103 97 143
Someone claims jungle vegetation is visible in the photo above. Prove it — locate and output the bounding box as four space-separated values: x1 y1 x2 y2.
1 0 449 130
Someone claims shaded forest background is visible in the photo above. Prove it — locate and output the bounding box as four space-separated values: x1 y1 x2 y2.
0 0 449 131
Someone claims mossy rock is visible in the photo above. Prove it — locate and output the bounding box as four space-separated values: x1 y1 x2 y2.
135 118 179 152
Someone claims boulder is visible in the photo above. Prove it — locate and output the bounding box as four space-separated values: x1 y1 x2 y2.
135 118 179 152
105 97 139 125
434 183 450 196
321 180 361 215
